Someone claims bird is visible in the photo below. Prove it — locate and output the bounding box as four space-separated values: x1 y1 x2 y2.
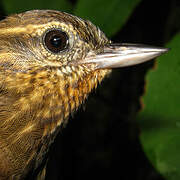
0 10 168 180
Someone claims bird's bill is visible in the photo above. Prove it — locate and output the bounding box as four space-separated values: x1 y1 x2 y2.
78 43 169 69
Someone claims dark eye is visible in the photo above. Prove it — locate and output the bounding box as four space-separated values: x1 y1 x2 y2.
43 29 69 53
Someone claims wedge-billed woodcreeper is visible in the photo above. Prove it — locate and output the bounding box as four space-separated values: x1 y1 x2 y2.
0 10 168 179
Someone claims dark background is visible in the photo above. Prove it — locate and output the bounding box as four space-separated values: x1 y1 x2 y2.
0 0 179 180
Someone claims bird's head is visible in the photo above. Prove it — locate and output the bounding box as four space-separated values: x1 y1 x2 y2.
0 10 168 179
0 10 109 71
0 9 168 72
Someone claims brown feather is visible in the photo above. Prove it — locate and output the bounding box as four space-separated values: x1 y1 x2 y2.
0 10 110 179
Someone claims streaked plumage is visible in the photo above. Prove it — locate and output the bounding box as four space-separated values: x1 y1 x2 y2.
0 10 168 179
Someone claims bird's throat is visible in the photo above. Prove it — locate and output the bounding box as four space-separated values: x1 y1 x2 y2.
0 65 110 177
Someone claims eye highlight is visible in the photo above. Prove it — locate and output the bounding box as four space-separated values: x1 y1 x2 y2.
43 29 69 54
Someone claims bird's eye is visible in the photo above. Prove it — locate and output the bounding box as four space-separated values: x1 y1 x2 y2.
43 29 69 53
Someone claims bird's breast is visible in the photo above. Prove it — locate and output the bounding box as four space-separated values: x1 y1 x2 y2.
0 64 110 178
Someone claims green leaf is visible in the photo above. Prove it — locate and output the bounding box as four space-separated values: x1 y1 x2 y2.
74 0 141 37
2 0 73 14
138 33 180 180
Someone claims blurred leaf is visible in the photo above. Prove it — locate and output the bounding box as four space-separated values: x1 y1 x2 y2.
138 33 180 180
2 0 73 14
74 0 141 37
